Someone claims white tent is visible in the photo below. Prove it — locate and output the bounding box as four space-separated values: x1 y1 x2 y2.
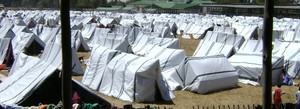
153 24 172 38
132 32 179 55
99 53 174 102
0 25 15 39
0 57 57 105
81 23 97 40
39 42 84 75
12 25 31 35
0 38 10 64
274 42 300 78
38 26 60 43
89 32 132 53
144 45 186 91
11 32 45 58
229 53 284 85
280 30 295 41
203 31 245 52
111 26 132 35
213 26 235 34
233 24 258 40
82 45 120 90
237 39 263 53
99 18 118 27
88 28 111 47
55 30 90 52
9 52 36 76
175 55 238 94
193 40 234 58
144 44 186 72
293 24 300 41
31 24 44 36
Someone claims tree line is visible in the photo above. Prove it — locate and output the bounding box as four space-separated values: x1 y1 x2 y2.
0 0 296 9
0 0 132 9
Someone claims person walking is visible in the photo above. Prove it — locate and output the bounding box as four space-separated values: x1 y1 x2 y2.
273 84 285 109
295 86 300 109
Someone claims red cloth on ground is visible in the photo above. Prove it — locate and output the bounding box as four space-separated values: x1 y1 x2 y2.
0 64 6 70
274 88 282 105
72 91 81 104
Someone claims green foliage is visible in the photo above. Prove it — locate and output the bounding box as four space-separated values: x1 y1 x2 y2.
215 0 240 4
255 0 293 5
1 0 108 8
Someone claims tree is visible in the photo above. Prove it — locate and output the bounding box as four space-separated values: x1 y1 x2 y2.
255 0 294 5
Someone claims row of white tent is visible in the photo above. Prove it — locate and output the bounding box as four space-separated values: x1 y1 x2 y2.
1 10 300 104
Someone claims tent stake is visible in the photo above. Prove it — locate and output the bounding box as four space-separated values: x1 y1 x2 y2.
262 0 274 108
60 0 72 108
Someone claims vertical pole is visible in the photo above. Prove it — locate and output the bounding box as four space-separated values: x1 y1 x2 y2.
60 0 72 108
262 0 273 108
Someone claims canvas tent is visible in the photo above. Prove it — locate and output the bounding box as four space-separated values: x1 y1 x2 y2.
131 31 179 55
172 55 238 94
229 53 284 85
0 25 15 39
39 42 84 75
0 38 11 64
193 40 234 58
88 31 132 53
12 25 31 35
233 24 258 40
9 52 36 76
55 30 90 52
213 26 235 34
11 32 45 58
280 30 295 41
0 57 57 105
274 42 300 78
202 31 245 52
81 23 97 40
144 44 186 72
88 28 111 47
99 17 118 27
99 53 174 102
82 46 120 90
38 26 60 43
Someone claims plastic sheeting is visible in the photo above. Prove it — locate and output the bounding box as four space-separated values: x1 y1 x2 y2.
99 53 174 102
82 46 120 90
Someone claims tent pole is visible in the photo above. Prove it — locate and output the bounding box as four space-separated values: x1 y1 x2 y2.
262 0 273 108
60 0 72 108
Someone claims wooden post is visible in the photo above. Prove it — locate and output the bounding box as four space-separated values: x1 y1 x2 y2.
60 0 72 108
262 0 274 108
